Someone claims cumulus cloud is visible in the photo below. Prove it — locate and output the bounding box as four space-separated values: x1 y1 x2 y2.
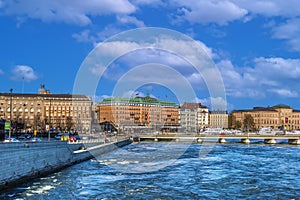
72 30 95 43
116 15 145 27
171 0 300 25
195 97 229 111
216 57 300 99
232 0 300 18
1 0 136 26
272 18 300 51
11 65 38 82
268 89 298 98
173 0 248 25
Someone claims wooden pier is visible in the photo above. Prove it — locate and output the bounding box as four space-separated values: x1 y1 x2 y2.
137 134 300 145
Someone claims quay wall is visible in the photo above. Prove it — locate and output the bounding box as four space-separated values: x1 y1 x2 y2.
0 139 131 191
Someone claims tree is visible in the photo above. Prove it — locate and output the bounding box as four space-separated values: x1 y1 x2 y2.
235 120 242 130
243 114 255 132
228 114 233 129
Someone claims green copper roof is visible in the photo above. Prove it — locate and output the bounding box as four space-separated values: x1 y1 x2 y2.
272 104 291 109
99 96 177 107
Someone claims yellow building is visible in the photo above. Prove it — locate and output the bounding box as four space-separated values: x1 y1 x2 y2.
209 110 228 128
0 85 92 133
96 95 180 133
231 104 300 130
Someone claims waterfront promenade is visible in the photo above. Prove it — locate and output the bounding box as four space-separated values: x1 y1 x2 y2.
0 137 132 191
138 134 300 145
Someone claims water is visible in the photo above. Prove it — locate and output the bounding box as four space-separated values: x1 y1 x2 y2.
1 142 300 199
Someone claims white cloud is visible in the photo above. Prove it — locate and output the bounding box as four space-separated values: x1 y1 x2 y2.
116 15 145 27
174 0 248 25
11 65 38 82
89 64 106 76
2 0 136 26
253 57 300 79
72 30 95 43
268 89 298 98
216 57 300 99
91 94 111 103
196 97 229 111
232 0 300 18
172 0 300 25
272 18 300 51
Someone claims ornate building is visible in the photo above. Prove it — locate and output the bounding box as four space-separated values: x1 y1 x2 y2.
0 85 92 133
96 95 180 133
231 104 300 130
179 103 209 133
209 110 228 128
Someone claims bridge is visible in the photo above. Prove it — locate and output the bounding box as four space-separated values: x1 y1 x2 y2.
137 134 300 145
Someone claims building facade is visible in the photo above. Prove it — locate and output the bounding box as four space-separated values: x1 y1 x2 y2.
179 103 209 133
231 104 300 130
209 110 228 128
97 95 180 133
0 85 92 133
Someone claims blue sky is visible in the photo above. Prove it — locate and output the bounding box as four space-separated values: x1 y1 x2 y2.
1 0 300 112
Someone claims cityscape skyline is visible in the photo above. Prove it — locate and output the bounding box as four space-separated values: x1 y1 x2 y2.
1 1 300 112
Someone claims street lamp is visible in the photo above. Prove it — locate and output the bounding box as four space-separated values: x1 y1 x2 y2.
48 98 52 141
9 88 13 140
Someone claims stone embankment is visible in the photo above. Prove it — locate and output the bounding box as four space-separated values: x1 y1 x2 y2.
0 139 131 191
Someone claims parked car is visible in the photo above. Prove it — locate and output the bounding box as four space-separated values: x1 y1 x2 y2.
55 132 69 140
30 137 42 142
3 138 20 142
55 132 70 141
17 135 26 140
69 135 76 142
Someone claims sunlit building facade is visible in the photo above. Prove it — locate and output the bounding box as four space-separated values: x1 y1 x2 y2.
0 85 92 132
231 104 300 130
97 95 180 132
209 110 228 128
179 103 209 133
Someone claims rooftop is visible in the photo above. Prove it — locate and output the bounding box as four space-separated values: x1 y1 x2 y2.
99 96 177 107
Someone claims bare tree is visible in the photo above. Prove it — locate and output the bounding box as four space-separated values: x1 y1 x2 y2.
243 114 255 132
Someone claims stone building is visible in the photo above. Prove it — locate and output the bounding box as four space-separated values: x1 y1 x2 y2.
0 85 92 133
209 110 228 128
179 103 209 133
96 95 180 133
231 104 300 130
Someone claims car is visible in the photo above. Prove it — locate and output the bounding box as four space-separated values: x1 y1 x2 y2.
54 132 69 140
69 135 76 142
55 132 70 141
30 137 42 142
17 135 26 140
3 138 20 142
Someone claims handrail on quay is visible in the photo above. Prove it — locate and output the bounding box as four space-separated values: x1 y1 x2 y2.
137 133 300 145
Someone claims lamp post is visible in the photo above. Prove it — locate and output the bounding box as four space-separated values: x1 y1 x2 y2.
48 98 52 141
9 88 13 140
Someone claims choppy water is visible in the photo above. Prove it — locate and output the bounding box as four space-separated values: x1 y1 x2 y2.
1 142 300 199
